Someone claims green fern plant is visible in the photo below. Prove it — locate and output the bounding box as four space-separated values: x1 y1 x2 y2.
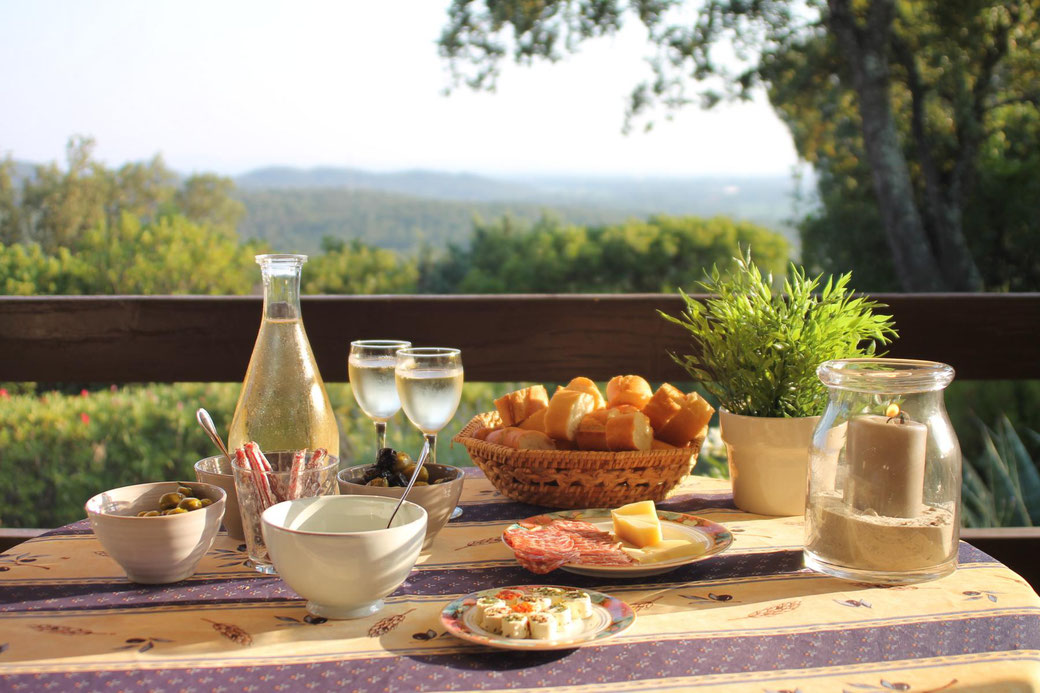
962 416 1040 528
660 249 897 418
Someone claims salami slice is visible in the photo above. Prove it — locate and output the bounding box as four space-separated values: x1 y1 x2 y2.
502 526 579 574
504 518 637 572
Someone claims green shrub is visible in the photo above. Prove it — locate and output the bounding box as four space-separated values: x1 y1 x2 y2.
0 384 238 527
962 416 1040 528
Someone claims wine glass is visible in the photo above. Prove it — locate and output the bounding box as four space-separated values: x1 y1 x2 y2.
394 347 464 519
395 347 463 467
348 340 412 454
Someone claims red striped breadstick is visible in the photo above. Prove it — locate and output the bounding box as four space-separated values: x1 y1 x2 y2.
308 448 327 470
243 442 276 507
287 450 307 499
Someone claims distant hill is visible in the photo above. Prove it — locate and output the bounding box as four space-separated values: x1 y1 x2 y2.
234 186 642 255
237 166 544 202
8 158 802 254
234 166 802 254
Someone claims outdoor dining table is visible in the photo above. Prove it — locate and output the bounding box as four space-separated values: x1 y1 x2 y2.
1 468 1038 691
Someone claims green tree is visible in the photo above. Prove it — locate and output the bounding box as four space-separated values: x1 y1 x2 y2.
0 156 21 245
439 0 1039 291
421 213 789 293
20 136 112 252
303 237 419 294
74 213 256 295
175 173 246 230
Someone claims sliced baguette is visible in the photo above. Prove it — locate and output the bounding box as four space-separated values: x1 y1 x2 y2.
493 385 549 427
517 407 547 432
642 383 686 431
606 375 653 409
575 408 617 451
655 392 715 447
544 389 597 442
605 410 654 451
565 377 606 409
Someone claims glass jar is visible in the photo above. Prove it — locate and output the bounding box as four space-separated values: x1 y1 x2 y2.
228 254 340 458
804 358 960 584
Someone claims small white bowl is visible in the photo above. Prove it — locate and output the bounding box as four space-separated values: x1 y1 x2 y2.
262 495 427 619
85 481 226 584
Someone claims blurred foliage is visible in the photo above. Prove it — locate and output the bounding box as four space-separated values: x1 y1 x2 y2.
304 237 419 294
421 214 789 293
962 416 1040 528
0 384 239 528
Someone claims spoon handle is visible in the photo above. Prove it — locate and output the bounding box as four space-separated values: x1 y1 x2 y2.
196 408 233 465
386 439 430 529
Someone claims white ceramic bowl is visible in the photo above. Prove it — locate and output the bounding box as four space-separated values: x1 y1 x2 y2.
262 495 427 619
337 463 463 548
85 481 226 584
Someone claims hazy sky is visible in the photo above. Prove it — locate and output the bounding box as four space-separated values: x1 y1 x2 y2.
0 1 800 178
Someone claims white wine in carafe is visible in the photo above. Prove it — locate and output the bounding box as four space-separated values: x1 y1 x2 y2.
228 254 339 458
229 318 339 456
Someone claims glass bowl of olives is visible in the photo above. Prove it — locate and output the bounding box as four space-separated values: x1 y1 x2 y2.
337 448 464 548
85 481 226 584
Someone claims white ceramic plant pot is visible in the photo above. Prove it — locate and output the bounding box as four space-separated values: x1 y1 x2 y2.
719 409 819 516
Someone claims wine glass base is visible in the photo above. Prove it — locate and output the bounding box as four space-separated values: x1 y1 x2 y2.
250 560 278 575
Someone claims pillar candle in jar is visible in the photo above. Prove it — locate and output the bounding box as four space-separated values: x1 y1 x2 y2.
843 414 927 518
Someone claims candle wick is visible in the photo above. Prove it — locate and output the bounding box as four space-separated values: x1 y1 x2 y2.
887 411 909 425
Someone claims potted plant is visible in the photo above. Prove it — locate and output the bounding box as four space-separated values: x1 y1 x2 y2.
661 249 897 515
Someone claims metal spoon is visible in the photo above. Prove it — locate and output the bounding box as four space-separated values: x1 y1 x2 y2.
196 408 233 466
386 439 430 529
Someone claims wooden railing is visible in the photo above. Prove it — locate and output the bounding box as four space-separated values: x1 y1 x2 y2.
2 293 1038 383
1 293 1038 585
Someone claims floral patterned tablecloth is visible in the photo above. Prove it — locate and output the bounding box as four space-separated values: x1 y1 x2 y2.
1 470 1038 692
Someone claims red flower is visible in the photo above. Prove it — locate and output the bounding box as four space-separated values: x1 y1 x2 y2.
80 389 89 398
80 412 90 425
0 388 8 398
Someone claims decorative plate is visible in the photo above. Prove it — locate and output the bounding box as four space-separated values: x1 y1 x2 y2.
505 509 733 577
441 584 635 651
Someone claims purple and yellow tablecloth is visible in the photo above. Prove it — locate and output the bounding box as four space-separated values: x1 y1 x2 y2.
1 470 1038 691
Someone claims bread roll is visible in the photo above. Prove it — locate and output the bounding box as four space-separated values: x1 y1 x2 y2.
508 429 556 450
472 426 499 441
544 389 597 442
606 375 653 409
486 427 523 446
565 377 606 409
642 383 685 431
494 385 549 427
650 439 678 450
605 411 654 451
655 392 715 447
518 407 546 432
575 408 617 451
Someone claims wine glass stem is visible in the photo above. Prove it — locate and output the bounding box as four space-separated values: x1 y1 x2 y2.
425 433 437 466
374 421 387 452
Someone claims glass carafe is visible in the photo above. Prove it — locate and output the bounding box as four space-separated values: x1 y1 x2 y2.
228 254 340 458
804 359 960 584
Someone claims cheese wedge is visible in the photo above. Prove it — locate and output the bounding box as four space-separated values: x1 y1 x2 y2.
622 539 706 563
612 515 662 548
612 500 657 517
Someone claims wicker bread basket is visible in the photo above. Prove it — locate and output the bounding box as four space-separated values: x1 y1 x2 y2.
453 411 704 509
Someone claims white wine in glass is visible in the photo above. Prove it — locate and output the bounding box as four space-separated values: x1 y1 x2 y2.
395 347 464 517
348 340 411 453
